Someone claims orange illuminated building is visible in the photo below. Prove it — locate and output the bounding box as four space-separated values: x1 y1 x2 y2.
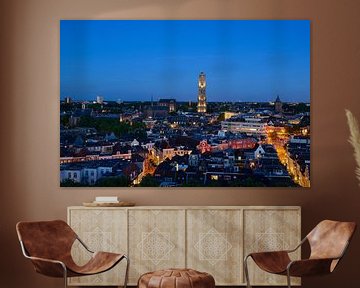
197 138 257 153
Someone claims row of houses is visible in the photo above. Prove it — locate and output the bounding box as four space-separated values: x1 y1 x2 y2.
152 144 292 187
60 158 144 186
286 136 311 187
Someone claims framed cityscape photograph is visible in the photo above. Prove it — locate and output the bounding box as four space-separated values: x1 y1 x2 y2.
60 20 310 187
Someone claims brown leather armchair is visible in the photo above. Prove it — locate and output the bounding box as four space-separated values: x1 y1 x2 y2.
244 220 356 288
16 220 129 288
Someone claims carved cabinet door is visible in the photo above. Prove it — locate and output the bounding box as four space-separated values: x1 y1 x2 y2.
128 209 186 284
243 208 301 286
68 208 128 286
187 209 243 285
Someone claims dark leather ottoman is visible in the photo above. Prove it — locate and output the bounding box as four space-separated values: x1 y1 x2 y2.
138 268 215 288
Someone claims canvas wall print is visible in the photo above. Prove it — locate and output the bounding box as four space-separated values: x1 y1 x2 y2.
60 20 310 187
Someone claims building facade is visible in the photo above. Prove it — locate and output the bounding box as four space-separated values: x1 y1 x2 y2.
221 118 268 135
159 99 176 112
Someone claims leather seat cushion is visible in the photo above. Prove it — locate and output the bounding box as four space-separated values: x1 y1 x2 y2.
138 268 215 288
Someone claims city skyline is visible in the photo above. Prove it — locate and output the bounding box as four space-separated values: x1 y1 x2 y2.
60 20 310 103
61 96 310 104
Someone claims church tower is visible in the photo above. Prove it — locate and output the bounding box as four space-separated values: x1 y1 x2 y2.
274 95 283 113
197 72 207 113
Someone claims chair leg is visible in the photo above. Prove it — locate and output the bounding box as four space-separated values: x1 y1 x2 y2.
123 255 130 288
244 255 252 288
286 270 291 288
62 265 68 288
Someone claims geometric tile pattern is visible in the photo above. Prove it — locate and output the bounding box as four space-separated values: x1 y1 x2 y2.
84 228 113 252
252 228 287 252
187 209 243 285
194 227 232 265
128 209 186 284
138 228 175 265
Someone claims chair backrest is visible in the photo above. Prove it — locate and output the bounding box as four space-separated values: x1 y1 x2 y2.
16 220 77 261
307 220 356 261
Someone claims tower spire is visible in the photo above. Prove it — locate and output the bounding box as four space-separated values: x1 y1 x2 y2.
197 72 207 113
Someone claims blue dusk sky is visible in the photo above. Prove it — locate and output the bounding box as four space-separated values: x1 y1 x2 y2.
60 20 310 103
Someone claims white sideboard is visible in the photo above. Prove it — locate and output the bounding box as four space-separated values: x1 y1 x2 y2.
67 206 301 286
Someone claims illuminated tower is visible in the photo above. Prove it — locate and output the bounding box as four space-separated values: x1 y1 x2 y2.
197 72 207 113
96 95 104 104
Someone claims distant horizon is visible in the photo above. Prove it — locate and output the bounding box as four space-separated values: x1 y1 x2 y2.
60 97 310 104
61 20 310 102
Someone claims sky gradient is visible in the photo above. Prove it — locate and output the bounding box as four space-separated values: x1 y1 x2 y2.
60 20 310 103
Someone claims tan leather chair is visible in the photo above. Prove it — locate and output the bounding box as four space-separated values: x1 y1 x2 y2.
244 220 356 288
16 220 129 288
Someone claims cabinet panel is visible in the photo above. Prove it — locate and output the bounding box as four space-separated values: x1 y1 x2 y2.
187 209 243 285
68 208 127 286
67 206 300 286
243 209 301 286
128 209 186 284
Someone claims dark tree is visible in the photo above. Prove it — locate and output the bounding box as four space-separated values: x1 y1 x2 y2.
139 175 159 187
95 176 130 187
60 179 86 187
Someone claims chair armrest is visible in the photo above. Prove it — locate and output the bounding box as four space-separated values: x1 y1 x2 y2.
19 240 67 277
246 251 291 274
76 236 94 253
286 237 307 253
26 255 65 266
287 258 336 277
246 250 290 259
25 255 67 278
245 237 306 259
